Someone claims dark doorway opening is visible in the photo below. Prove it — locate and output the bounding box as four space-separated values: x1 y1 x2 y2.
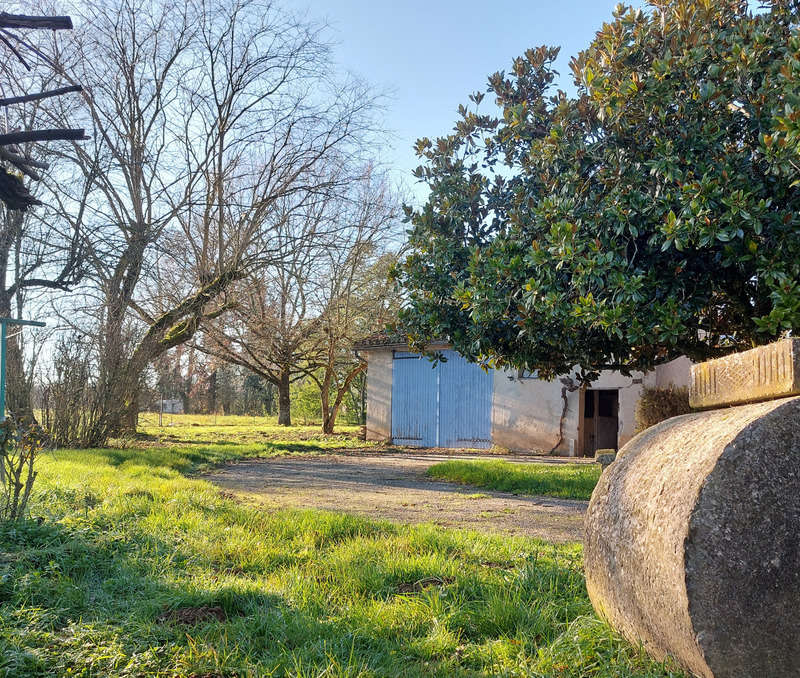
579 389 619 456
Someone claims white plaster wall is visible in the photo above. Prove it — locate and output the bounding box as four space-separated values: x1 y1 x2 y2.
655 355 692 388
584 357 691 448
491 371 568 453
491 369 646 455
364 349 392 441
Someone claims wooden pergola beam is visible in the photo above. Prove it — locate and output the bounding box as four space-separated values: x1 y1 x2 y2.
0 129 87 145
0 148 47 170
0 85 82 108
0 148 46 181
0 14 73 31
0 12 82 211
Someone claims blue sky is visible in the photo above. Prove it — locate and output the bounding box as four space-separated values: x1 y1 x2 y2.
298 0 648 203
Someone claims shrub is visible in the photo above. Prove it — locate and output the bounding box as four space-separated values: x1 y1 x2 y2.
290 377 322 425
635 386 692 433
0 417 46 521
38 333 107 447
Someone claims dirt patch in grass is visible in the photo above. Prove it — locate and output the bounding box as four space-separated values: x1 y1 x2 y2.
157 605 227 625
205 451 589 542
396 576 455 594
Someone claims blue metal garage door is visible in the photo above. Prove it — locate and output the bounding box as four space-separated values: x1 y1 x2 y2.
391 350 493 448
391 351 438 446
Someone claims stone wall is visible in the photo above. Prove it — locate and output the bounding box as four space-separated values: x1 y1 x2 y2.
691 338 800 409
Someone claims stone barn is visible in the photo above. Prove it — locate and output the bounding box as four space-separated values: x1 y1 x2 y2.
355 335 690 456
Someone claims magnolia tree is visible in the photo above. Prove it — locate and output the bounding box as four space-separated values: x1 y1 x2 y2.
394 0 800 381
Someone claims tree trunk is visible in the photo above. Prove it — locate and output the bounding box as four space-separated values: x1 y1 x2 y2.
359 374 367 425
121 388 140 432
93 237 147 440
321 363 365 435
0 223 36 422
320 368 332 433
0 293 35 422
6 335 35 422
207 370 217 414
265 384 275 415
106 267 241 432
94 358 142 439
322 388 340 434
94 321 133 438
277 368 291 426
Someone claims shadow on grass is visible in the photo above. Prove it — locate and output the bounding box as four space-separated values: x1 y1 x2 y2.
0 516 390 677
0 493 685 678
46 443 270 476
13 439 685 678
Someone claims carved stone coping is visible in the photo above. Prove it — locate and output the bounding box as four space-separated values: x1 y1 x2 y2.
690 338 800 409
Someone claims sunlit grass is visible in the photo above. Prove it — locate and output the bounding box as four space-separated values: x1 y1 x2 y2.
427 459 602 501
136 411 364 447
0 434 684 677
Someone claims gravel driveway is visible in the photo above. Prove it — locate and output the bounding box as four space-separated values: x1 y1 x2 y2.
205 451 589 543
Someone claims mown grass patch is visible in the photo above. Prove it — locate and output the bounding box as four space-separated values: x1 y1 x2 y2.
0 440 684 677
135 412 365 449
427 459 602 501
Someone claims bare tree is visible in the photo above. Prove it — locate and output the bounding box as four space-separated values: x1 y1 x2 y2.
201 168 402 430
199 191 336 425
38 0 377 440
37 0 199 441
306 173 401 433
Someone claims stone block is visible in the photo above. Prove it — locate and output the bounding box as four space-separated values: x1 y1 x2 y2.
594 449 616 469
690 338 800 409
584 396 800 678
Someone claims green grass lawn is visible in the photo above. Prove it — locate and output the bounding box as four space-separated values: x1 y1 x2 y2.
136 411 364 448
426 459 602 501
0 426 684 677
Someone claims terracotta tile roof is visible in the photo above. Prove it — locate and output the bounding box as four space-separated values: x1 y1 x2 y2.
354 331 451 350
353 331 407 349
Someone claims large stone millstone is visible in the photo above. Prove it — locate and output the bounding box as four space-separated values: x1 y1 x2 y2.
584 396 800 678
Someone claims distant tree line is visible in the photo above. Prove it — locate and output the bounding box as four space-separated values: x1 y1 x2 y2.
141 348 368 425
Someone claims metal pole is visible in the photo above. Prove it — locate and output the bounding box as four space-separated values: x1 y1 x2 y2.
0 318 44 424
0 321 6 422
